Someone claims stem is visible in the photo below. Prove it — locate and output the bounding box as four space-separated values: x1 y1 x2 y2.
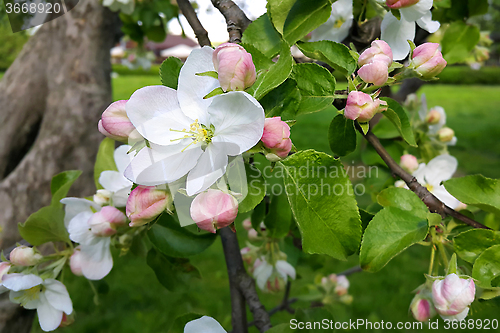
177 0 211 47
437 241 449 270
354 122 490 230
428 245 436 276
220 227 248 332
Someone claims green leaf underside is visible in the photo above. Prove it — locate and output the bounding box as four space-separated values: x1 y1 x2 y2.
260 78 301 120
380 97 417 147
472 244 500 288
50 170 82 206
296 41 357 76
241 14 282 58
280 150 362 260
292 63 336 115
18 206 70 246
281 0 332 45
441 21 480 64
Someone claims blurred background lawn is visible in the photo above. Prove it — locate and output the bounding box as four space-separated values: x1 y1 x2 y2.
27 73 500 333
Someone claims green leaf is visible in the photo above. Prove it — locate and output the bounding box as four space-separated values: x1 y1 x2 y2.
240 43 274 71
328 114 356 157
146 248 201 292
453 229 500 264
434 0 452 8
160 57 183 90
296 41 357 76
260 79 301 120
195 70 218 79
447 253 458 275
441 21 480 64
239 164 266 213
372 114 401 139
443 175 500 215
247 43 294 100
264 193 292 238
251 200 266 231
281 0 332 45
203 87 224 99
294 308 335 331
241 14 282 58
267 0 296 34
50 170 82 207
376 187 429 218
145 24 167 43
280 150 362 260
472 244 500 288
266 324 294 333
380 97 417 147
359 206 429 272
147 214 217 257
18 206 70 246
291 63 336 115
94 138 117 190
468 0 489 17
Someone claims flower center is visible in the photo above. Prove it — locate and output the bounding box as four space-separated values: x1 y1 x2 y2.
426 184 434 192
14 285 42 306
334 18 345 29
170 120 215 151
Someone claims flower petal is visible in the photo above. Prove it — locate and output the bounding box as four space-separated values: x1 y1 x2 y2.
209 91 265 155
309 0 353 43
399 0 433 22
67 211 96 245
428 106 446 135
114 145 133 174
113 187 132 207
125 142 203 186
186 143 228 196
126 85 193 146
99 170 133 192
60 198 100 228
416 11 440 34
37 293 63 332
276 260 296 280
43 279 73 315
381 12 415 60
79 238 113 280
184 316 227 333
9 290 41 309
432 186 461 209
2 274 42 291
422 155 457 185
177 47 219 125
254 261 273 290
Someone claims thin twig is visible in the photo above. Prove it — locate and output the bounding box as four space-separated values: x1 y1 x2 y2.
355 123 490 230
177 0 211 47
337 265 363 276
211 0 252 43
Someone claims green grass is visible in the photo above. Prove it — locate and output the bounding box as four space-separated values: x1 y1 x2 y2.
28 79 500 333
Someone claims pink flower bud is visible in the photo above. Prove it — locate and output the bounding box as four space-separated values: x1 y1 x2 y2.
410 294 437 322
99 100 138 143
411 43 447 79
432 274 475 320
70 248 84 276
0 262 11 279
9 246 43 266
213 43 256 92
437 127 455 143
386 0 420 9
126 186 171 227
242 218 252 231
261 117 292 159
88 206 127 237
345 91 387 122
425 109 441 124
358 60 389 86
190 189 238 233
400 154 419 173
358 40 393 67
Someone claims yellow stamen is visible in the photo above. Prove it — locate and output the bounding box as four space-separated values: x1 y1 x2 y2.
13 286 41 307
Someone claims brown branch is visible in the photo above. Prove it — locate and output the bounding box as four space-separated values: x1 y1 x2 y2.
211 0 252 43
177 0 211 47
355 123 490 229
220 227 248 333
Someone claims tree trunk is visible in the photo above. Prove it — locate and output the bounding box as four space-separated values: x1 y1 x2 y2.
0 1 118 331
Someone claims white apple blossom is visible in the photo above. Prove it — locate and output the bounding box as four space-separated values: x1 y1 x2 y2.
309 0 353 43
253 258 296 292
60 199 125 280
413 155 461 209
124 47 265 196
2 274 73 332
381 0 440 60
184 316 226 333
98 145 133 207
418 97 457 145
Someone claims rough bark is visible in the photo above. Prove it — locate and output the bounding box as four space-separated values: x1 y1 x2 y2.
0 1 119 331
